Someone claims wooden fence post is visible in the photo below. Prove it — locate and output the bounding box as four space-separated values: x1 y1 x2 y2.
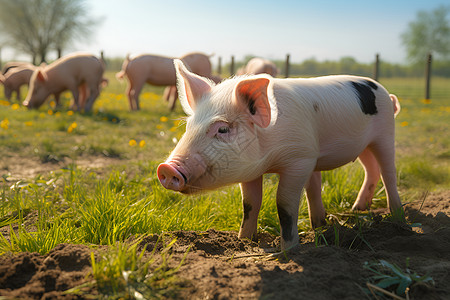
373 53 380 81
285 54 290 78
218 56 222 75
425 53 432 100
230 56 235 75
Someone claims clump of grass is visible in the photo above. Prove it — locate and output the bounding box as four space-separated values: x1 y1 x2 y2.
364 259 434 298
0 219 80 255
87 236 188 299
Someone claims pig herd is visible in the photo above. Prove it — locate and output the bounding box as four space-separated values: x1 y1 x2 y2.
0 52 404 251
0 52 277 112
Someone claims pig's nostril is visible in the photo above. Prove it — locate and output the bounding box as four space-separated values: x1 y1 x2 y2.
157 163 186 191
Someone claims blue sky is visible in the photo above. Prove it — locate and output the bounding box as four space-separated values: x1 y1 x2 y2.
2 0 448 64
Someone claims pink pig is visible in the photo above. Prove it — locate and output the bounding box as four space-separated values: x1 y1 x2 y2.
157 60 403 250
24 53 105 111
0 65 36 100
116 52 214 111
236 57 279 77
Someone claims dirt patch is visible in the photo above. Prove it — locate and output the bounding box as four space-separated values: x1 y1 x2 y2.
0 154 123 182
0 191 449 299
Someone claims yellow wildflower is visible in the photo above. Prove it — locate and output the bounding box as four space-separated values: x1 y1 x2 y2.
160 116 169 122
421 99 431 104
0 100 10 106
11 103 20 110
156 124 164 130
67 110 74 116
129 139 137 146
67 122 77 133
1 118 9 130
48 109 54 115
25 121 33 127
400 121 409 127
139 140 145 147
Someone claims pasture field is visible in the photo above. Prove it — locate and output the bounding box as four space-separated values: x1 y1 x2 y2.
0 73 449 299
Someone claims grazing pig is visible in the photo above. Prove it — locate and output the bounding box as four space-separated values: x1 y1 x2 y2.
116 52 214 111
23 53 105 111
1 61 34 75
0 65 36 100
236 57 279 77
157 60 403 251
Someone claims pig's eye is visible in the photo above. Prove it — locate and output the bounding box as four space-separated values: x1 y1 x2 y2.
218 126 230 134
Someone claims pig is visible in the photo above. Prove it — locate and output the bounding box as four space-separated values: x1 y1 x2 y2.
23 53 105 111
236 57 279 77
157 60 404 251
116 52 214 111
0 65 36 100
1 61 34 75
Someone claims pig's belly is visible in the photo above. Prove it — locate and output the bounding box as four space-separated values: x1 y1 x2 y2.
315 140 367 171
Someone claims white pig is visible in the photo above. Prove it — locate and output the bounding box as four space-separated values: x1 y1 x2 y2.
157 60 403 250
24 53 105 111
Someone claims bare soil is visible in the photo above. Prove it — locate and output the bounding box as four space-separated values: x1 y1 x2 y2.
0 191 449 299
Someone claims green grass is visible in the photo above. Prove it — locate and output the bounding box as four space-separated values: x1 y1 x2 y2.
0 73 449 296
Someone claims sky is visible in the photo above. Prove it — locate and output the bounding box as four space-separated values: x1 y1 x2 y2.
1 0 448 64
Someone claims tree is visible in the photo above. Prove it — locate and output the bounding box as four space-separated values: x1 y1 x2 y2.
0 0 100 64
401 5 450 63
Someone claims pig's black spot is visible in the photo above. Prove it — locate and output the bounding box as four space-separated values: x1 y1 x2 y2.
351 80 378 115
243 203 252 221
277 204 294 242
313 102 319 112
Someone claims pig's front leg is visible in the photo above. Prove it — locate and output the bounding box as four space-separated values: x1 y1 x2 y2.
277 164 315 250
238 176 263 241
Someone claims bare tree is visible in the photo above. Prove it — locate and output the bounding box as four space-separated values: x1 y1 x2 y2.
401 5 450 63
0 0 100 64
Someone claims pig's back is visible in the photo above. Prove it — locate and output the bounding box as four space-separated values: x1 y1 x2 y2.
128 55 176 85
271 76 393 170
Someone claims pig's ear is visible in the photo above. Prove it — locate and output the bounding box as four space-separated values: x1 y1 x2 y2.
234 76 271 128
174 59 212 115
36 69 48 82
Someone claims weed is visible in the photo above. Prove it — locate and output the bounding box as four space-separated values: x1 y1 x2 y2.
364 259 434 297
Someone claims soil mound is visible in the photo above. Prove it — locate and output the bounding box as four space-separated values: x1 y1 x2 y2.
0 192 449 299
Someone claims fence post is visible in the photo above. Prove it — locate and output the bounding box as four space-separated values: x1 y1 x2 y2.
230 55 235 75
373 53 380 81
218 56 222 75
425 53 432 100
285 54 290 78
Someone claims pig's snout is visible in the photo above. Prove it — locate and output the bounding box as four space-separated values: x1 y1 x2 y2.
157 163 187 191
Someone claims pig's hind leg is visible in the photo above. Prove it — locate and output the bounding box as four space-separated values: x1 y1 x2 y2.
369 141 403 217
352 148 381 211
238 176 263 241
305 171 327 228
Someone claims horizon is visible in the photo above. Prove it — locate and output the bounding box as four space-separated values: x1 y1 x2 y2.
1 0 448 65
